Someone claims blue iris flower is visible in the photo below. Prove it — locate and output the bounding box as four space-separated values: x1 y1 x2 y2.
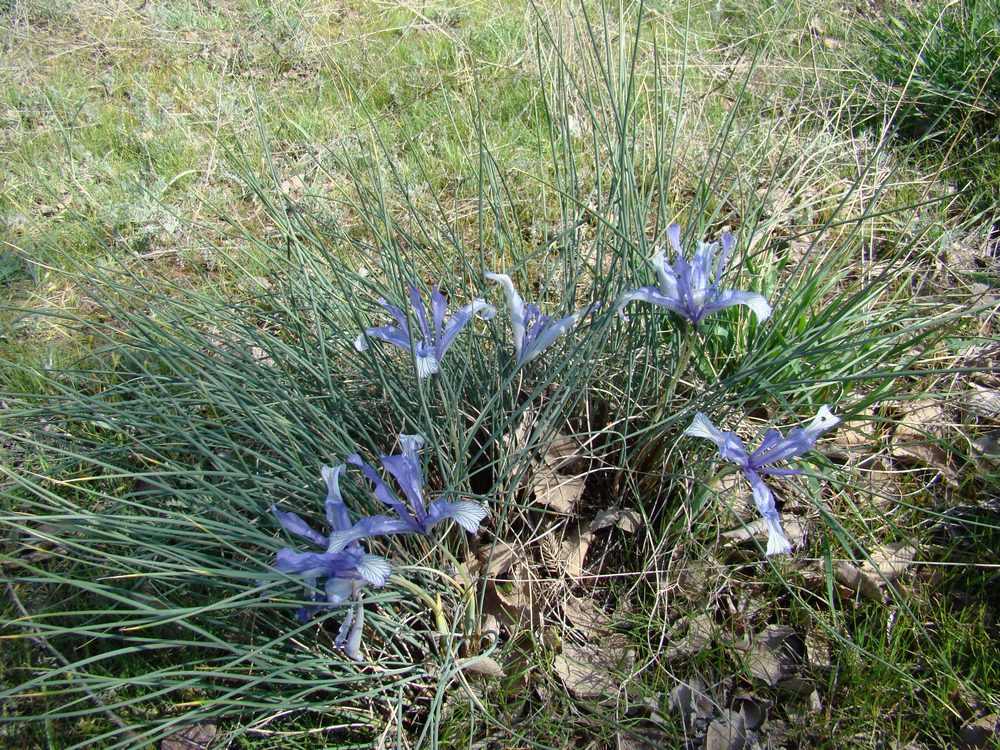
354 285 496 378
270 465 392 660
325 433 488 552
619 224 771 326
683 407 840 555
485 272 600 365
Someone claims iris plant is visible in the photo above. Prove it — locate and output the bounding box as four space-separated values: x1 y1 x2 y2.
486 272 600 365
619 224 771 326
327 434 488 552
354 285 495 378
684 407 840 555
270 465 392 659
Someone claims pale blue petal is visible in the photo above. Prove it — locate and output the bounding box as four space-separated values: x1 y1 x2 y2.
688 241 716 296
414 352 439 379
438 299 496 356
274 548 349 579
802 406 840 442
381 434 426 515
746 471 792 555
356 554 392 587
715 232 735 286
650 250 679 300
397 433 425 456
334 605 354 644
431 286 448 345
347 454 413 522
703 289 772 322
666 223 682 255
325 576 353 605
763 515 792 556
326 515 417 553
750 406 838 468
321 464 351 532
520 304 598 365
379 298 410 330
271 506 326 546
684 414 749 466
357 325 413 353
486 272 527 360
409 285 432 342
617 286 687 320
426 499 488 533
343 600 365 660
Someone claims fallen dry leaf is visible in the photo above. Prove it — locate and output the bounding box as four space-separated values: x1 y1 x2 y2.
971 431 1000 469
959 383 1000 421
861 541 917 584
744 625 806 687
483 566 541 630
563 595 613 639
615 728 675 749
542 434 587 469
474 539 517 577
834 560 884 602
591 505 642 533
668 676 716 732
279 175 305 196
805 631 832 671
554 636 634 699
161 722 217 750
958 713 999 749
666 613 715 660
890 399 954 477
531 463 585 513
705 708 746 750
560 522 594 578
722 515 807 550
455 655 505 679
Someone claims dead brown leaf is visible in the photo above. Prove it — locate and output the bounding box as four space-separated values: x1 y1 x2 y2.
665 613 714 660
723 515 807 550
455 655 505 679
615 729 674 750
474 539 517 577
591 505 641 533
553 636 634 699
668 676 715 731
959 713 999 749
483 566 540 631
161 722 217 750
743 625 806 687
279 175 305 196
531 463 585 513
959 383 1000 420
706 709 747 750
560 522 594 578
834 560 884 601
891 400 954 477
861 541 917 584
563 595 612 639
526 430 592 513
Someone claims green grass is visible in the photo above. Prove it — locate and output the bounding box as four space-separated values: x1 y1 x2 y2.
1 0 998 748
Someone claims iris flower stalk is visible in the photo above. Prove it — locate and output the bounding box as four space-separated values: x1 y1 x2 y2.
684 407 840 555
354 285 496 378
485 272 599 366
619 224 771 327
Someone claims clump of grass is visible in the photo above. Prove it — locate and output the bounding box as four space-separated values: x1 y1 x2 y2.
861 0 1000 211
867 0 1000 140
1 1 997 748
